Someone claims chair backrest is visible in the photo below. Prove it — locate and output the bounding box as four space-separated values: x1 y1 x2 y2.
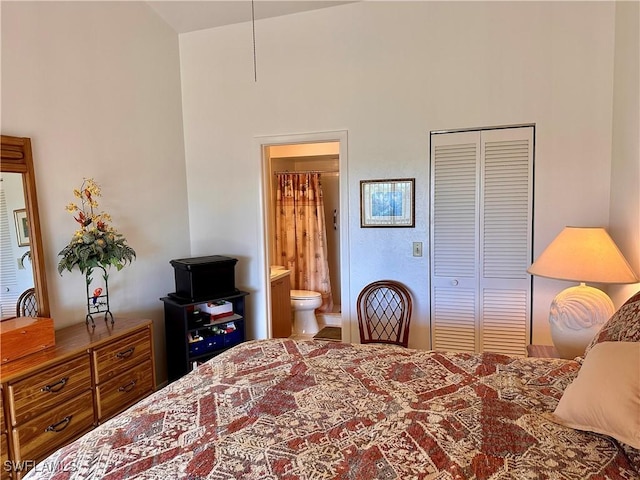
357 280 412 347
16 288 38 317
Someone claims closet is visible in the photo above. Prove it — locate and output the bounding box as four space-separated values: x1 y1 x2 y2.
429 126 533 356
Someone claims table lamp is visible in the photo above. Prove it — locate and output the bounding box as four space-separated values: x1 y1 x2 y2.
527 226 639 359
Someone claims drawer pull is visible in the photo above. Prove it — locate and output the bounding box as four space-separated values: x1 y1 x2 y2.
116 347 135 359
118 380 137 393
45 415 72 433
41 377 69 393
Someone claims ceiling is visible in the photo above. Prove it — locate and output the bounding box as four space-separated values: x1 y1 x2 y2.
146 1 356 34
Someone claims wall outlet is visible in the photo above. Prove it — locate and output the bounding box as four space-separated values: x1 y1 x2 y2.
413 242 422 257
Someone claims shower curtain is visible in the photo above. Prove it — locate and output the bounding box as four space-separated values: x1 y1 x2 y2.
275 172 333 313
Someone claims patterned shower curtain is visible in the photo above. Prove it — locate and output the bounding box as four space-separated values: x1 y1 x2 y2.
275 172 333 313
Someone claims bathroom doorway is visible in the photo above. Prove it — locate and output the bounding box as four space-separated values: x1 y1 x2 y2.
259 131 350 340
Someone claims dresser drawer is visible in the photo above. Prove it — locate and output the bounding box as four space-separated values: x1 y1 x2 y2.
11 390 94 463
96 359 154 422
7 354 92 426
93 328 151 383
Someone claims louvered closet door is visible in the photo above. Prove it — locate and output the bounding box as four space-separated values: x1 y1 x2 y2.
0 186 18 316
430 131 481 353
430 126 533 356
479 128 533 355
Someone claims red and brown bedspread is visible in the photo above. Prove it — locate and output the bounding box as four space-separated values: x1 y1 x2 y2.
26 339 638 479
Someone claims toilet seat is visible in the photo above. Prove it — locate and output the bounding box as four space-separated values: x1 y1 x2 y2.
290 290 322 300
290 290 322 335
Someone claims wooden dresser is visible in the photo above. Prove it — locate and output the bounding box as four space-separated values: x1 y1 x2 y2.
0 318 155 479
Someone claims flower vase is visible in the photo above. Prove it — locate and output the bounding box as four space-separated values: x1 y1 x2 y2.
85 266 113 326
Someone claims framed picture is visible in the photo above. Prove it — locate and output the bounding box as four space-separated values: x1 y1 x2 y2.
14 208 29 246
360 178 415 227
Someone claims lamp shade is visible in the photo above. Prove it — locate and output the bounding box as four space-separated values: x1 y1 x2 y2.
527 227 638 284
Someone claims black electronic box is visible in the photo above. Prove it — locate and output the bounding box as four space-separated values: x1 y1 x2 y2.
170 255 237 301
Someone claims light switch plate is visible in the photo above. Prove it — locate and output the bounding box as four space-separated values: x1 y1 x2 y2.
413 242 422 257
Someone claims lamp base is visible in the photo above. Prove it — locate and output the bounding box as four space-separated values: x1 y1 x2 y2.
549 284 614 359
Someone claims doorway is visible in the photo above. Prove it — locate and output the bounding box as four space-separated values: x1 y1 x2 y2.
258 131 350 340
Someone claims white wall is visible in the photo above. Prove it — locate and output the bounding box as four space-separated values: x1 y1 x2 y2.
609 1 640 306
1 1 189 383
179 1 618 349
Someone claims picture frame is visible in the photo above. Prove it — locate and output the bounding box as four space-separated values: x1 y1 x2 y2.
14 208 29 246
360 178 415 228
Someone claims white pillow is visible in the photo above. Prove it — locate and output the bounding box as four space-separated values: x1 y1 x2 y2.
549 341 640 449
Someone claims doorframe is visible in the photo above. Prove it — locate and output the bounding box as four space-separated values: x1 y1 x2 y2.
255 130 351 341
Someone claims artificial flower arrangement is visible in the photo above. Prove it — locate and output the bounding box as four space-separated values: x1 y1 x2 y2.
57 178 136 275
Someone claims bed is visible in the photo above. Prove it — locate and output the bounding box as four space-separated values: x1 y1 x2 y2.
24 292 640 480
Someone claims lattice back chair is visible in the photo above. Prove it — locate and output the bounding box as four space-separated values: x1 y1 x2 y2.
16 287 38 317
357 280 413 347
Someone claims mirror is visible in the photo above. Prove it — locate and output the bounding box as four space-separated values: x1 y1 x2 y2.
0 135 50 318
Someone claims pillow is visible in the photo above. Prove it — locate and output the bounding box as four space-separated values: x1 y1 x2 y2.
548 341 640 449
584 290 640 357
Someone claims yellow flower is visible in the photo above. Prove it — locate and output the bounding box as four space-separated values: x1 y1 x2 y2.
59 177 136 275
84 178 101 196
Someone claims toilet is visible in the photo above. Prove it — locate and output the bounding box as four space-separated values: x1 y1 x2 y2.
290 290 322 335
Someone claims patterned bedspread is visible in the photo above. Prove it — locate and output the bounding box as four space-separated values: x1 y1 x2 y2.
25 339 639 479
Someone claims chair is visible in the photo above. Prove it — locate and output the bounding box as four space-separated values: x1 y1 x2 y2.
16 287 38 317
356 280 412 347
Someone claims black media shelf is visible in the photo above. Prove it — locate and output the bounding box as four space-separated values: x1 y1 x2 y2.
161 290 249 382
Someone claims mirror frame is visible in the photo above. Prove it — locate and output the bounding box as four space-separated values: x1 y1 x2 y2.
1 135 50 318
